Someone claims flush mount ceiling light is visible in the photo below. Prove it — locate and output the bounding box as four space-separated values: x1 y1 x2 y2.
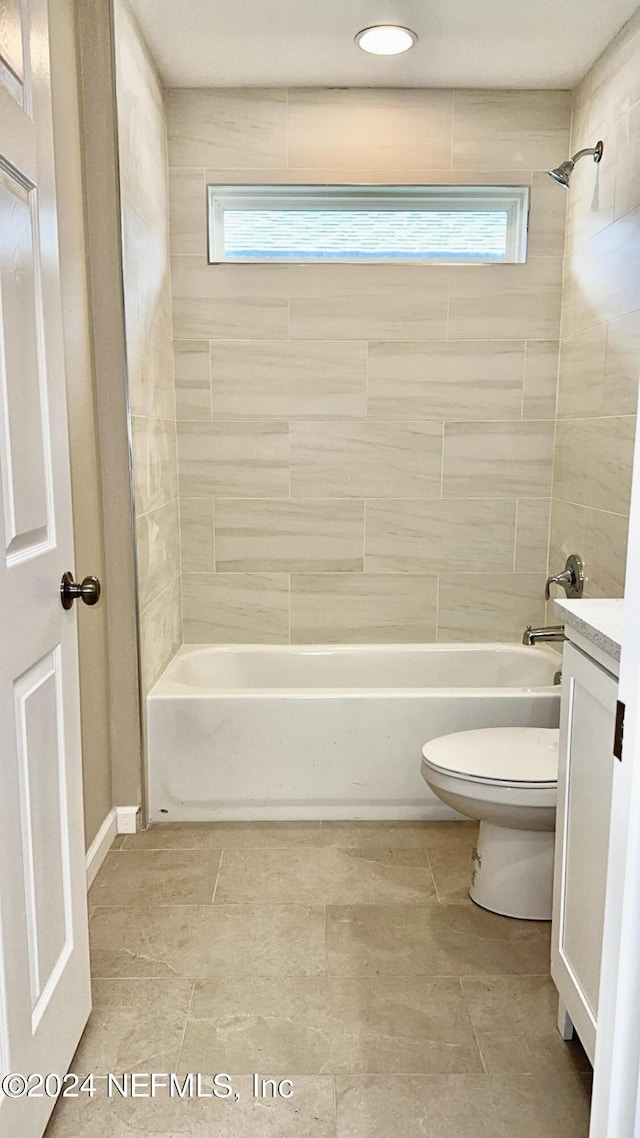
355 25 418 55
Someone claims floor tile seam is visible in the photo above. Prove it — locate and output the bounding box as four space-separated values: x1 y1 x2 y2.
456 975 488 1074
458 972 553 982
90 971 478 982
91 901 332 910
91 899 467 908
420 847 442 903
212 897 440 906
114 843 453 853
176 980 197 1072
211 850 225 903
118 845 329 852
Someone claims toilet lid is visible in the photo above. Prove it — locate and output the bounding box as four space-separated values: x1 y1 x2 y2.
422 727 559 785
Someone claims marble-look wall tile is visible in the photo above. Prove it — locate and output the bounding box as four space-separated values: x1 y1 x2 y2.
521 341 560 419
136 500 181 612
210 340 367 420
171 259 289 340
290 422 443 499
367 341 525 421
117 2 181 690
588 12 640 134
365 499 517 573
215 499 365 572
205 166 372 185
448 259 563 340
515 499 552 572
443 422 554 499
288 265 448 341
553 416 636 515
121 201 172 338
177 421 290 497
139 576 182 694
551 9 640 606
287 89 454 170
452 90 572 170
561 208 640 338
166 89 288 168
182 573 288 643
614 101 640 221
131 416 178 516
127 319 175 421
549 499 629 599
557 325 608 418
605 311 640 416
527 171 568 257
168 169 206 255
290 574 438 644
174 340 211 420
180 498 214 573
438 573 546 642
164 84 573 644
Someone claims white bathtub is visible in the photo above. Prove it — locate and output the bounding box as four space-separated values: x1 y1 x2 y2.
147 643 561 822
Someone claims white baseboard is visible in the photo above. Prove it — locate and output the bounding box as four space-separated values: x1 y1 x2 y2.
86 805 140 889
115 805 140 834
85 809 118 889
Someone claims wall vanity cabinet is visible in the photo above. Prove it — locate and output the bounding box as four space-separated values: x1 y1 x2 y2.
551 600 622 1066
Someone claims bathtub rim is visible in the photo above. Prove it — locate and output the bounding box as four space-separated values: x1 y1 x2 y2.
148 641 562 700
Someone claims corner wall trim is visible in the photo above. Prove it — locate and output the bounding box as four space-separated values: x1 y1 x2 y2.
85 809 118 889
115 805 140 834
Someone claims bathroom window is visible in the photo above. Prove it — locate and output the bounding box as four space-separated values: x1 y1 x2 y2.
207 184 529 265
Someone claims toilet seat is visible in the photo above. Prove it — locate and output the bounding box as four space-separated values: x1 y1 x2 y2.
422 726 558 789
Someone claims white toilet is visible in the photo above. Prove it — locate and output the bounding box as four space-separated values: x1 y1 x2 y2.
421 727 559 921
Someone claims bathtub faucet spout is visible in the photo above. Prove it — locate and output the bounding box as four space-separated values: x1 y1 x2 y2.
522 625 566 646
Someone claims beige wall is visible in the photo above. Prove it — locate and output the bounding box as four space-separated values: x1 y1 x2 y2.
114 0 181 691
551 9 640 600
166 88 571 643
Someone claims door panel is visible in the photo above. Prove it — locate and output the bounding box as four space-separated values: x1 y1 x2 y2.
0 168 51 559
0 0 27 106
0 0 92 1134
15 650 71 1025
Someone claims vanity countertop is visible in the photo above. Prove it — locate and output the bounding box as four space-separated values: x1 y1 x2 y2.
554 598 624 664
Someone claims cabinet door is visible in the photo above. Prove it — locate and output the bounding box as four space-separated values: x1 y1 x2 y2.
551 641 618 1064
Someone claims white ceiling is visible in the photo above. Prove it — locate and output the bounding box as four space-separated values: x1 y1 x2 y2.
128 0 640 89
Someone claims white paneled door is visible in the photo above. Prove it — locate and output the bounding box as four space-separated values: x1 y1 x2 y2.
0 1 92 1136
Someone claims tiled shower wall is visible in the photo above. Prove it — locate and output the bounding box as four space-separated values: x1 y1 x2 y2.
166 88 572 644
550 8 640 600
115 0 181 690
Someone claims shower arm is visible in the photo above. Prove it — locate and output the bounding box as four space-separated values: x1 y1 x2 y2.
571 145 602 163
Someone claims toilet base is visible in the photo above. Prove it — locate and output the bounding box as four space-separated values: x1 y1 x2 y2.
469 821 555 920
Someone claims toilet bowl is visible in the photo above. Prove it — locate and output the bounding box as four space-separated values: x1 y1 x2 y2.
421 726 559 920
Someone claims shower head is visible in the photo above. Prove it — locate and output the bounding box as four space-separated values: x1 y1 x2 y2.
548 140 604 187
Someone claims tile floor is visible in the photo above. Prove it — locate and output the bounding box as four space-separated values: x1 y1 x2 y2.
46 821 591 1137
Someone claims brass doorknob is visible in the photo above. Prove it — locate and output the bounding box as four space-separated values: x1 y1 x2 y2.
60 571 102 610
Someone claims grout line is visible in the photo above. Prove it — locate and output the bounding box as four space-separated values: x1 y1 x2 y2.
423 847 440 903
458 976 488 1075
513 498 519 572
176 979 196 1071
439 422 445 498
331 1074 338 1129
211 850 224 904
520 341 528 420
